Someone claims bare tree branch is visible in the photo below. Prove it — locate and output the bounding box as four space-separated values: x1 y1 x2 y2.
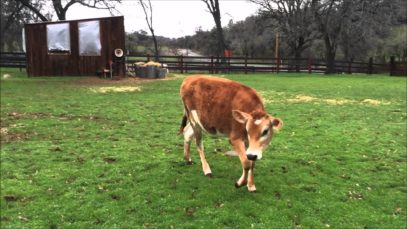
250 0 317 61
17 0 49 21
16 0 121 21
138 0 159 60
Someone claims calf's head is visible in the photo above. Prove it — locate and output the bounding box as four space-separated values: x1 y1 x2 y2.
233 110 283 161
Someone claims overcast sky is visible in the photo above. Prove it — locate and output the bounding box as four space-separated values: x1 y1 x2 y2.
66 0 259 38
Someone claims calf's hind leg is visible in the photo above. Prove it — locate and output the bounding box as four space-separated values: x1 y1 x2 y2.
183 123 194 165
193 127 212 177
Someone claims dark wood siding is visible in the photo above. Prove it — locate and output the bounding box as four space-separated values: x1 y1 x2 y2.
25 16 125 77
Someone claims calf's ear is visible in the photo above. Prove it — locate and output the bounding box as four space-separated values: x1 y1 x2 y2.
232 110 251 124
270 117 283 131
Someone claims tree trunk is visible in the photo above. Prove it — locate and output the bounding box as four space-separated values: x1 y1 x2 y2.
138 0 159 61
57 11 66 20
324 36 336 74
294 37 305 72
202 0 226 57
151 30 159 61
52 0 66 20
325 51 336 74
214 17 226 57
295 50 301 73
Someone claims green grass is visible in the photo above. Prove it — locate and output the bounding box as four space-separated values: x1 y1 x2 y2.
1 68 406 228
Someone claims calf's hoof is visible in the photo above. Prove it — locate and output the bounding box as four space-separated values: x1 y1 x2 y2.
205 173 213 178
247 185 257 193
234 181 247 188
185 161 193 165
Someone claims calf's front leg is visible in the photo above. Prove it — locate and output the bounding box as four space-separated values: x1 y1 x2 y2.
231 138 256 192
247 162 256 192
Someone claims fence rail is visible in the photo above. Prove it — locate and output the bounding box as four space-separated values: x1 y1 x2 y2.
0 52 26 68
1 52 406 76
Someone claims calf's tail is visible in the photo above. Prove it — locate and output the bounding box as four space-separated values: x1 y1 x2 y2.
179 111 188 135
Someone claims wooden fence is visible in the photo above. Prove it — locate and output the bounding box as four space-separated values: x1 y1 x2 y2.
1 52 406 76
390 56 407 76
0 52 26 69
127 55 400 75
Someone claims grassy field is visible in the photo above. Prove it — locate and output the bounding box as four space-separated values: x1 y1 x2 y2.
1 68 406 229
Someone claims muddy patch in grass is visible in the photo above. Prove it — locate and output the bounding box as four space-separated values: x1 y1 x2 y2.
1 131 37 144
5 112 102 121
103 157 117 164
1 112 105 143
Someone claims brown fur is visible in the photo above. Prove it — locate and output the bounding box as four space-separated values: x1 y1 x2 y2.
180 75 266 138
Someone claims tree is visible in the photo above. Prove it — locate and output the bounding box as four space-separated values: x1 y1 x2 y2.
250 0 317 63
310 0 350 73
190 28 218 56
226 15 276 57
339 1 396 62
138 0 159 61
0 1 48 51
16 0 121 21
16 0 49 21
382 25 407 62
311 0 398 73
201 0 226 56
1 0 121 51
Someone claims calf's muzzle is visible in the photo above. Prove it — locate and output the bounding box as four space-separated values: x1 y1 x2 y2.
247 154 258 161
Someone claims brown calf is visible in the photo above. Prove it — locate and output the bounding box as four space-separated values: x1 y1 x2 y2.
179 75 283 192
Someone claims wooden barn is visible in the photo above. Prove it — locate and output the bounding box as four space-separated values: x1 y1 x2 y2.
24 16 125 77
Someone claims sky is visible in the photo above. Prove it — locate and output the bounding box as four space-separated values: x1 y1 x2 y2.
66 0 259 38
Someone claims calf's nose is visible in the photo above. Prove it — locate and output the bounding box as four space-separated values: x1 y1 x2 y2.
247 154 257 161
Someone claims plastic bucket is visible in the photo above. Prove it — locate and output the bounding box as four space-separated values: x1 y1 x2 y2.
136 66 146 78
156 68 167 78
145 66 156 78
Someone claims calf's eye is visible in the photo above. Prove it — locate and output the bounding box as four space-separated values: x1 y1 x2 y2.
261 129 269 137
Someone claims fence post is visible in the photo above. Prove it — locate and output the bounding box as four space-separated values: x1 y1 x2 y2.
228 56 231 73
180 55 184 74
185 56 188 73
347 61 352 74
210 56 214 74
295 58 300 73
368 57 373 74
244 55 248 74
390 56 395 76
147 54 151 62
216 56 219 74
308 58 312 74
276 57 280 73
